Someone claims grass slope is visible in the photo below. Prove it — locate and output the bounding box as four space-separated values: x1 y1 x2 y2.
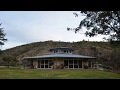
1 41 116 60
0 67 120 79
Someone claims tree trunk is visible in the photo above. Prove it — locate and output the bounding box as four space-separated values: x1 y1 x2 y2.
7 62 9 68
7 64 9 68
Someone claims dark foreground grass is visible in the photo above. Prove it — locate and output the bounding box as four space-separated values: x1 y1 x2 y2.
0 66 120 79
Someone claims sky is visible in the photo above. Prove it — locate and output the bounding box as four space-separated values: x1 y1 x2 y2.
0 11 108 50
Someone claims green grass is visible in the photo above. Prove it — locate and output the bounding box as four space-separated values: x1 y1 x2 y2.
0 66 120 79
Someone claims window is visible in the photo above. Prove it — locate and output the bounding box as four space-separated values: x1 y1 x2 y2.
69 60 73 64
41 65 44 68
64 60 68 66
39 60 53 69
64 59 82 69
74 60 77 64
45 65 48 68
69 65 73 68
79 61 82 68
45 60 48 64
64 50 66 53
41 60 44 64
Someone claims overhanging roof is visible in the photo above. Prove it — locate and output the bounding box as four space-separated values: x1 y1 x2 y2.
24 54 96 59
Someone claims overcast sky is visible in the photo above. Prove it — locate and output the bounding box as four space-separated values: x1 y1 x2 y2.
0 11 108 50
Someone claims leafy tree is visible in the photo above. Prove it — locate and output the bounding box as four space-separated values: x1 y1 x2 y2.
11 57 18 66
3 57 12 68
2 56 18 68
0 23 7 56
0 23 7 46
100 49 120 72
67 11 120 72
67 11 120 41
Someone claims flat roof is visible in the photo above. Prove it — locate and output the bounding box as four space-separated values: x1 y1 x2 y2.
24 54 96 59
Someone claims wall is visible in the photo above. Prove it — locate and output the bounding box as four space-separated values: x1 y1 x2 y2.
33 60 38 68
53 58 64 66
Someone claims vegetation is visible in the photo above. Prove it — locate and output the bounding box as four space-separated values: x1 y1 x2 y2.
1 40 114 58
0 67 120 79
2 56 18 68
67 11 120 41
67 11 120 72
0 23 7 47
101 48 120 72
0 40 120 72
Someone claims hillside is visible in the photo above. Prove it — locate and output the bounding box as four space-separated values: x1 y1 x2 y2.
0 40 120 61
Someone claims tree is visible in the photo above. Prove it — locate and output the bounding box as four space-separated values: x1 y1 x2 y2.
67 11 120 41
101 49 120 72
11 57 18 66
2 56 18 68
0 23 7 46
67 11 120 72
3 56 12 68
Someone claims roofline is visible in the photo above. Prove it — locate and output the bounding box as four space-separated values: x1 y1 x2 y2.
24 57 96 59
23 54 96 59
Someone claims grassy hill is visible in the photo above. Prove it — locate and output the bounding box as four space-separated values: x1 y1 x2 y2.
1 40 119 62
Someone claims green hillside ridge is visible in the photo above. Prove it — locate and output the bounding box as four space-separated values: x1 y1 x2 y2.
1 40 120 61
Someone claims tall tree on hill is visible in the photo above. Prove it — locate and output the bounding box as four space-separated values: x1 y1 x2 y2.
0 23 7 50
67 11 120 41
67 11 120 72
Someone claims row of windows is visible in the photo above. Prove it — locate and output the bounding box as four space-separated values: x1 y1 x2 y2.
37 60 82 68
53 50 72 53
38 60 53 68
64 60 82 68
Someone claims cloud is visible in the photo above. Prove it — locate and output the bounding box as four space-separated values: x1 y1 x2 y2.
0 11 107 50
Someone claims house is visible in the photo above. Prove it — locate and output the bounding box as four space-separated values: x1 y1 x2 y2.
23 47 98 69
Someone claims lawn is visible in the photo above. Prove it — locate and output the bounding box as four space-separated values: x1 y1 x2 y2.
0 66 120 79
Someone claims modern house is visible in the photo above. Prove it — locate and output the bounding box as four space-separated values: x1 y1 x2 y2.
23 47 98 69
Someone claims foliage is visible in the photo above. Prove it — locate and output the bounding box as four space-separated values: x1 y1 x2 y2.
2 56 18 68
0 23 7 46
21 59 31 69
100 48 120 72
67 11 120 41
1 40 120 72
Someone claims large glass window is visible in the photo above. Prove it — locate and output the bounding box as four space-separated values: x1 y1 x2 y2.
69 60 73 64
39 60 53 69
79 61 82 68
69 65 73 68
45 60 48 64
64 59 82 69
41 60 44 64
41 65 44 68
64 50 66 53
64 60 68 66
74 60 77 64
45 65 48 68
